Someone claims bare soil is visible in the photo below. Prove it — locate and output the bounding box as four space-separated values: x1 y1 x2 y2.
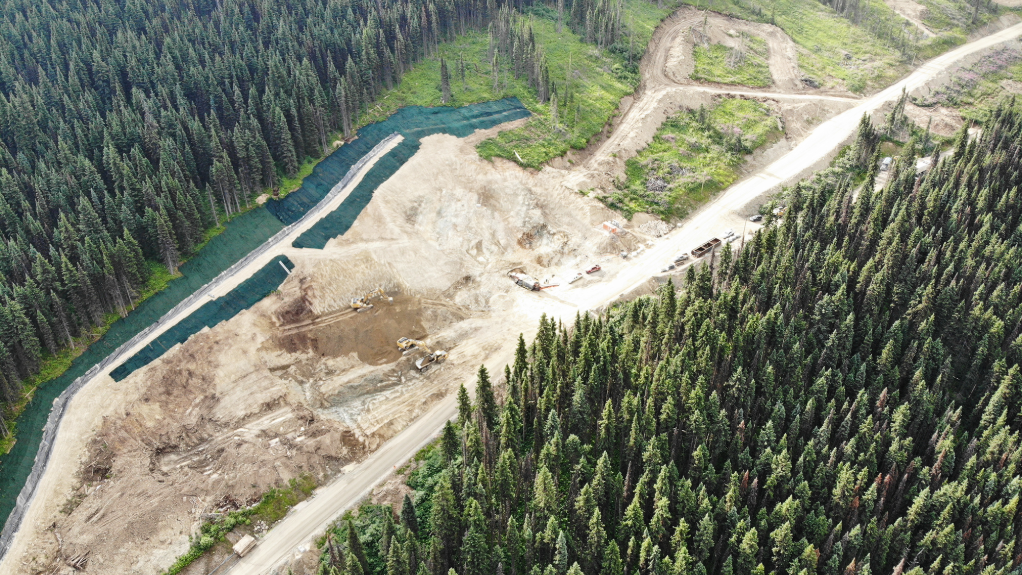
903 101 964 136
7 5 1001 574
561 6 858 197
884 0 935 38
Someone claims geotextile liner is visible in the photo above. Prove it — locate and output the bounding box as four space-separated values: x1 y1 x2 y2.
0 206 285 554
109 256 294 382
0 98 528 555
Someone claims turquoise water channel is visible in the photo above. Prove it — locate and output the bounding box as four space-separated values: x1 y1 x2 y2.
0 98 530 533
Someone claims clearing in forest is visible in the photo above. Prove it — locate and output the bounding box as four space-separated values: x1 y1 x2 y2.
692 33 773 86
609 97 782 218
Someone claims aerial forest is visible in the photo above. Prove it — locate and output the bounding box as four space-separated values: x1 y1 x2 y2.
0 0 628 431
318 105 1022 575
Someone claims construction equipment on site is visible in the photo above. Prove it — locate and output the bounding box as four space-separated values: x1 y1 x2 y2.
396 337 449 371
507 269 558 291
415 349 449 371
509 271 541 291
351 287 389 311
397 337 427 352
691 238 722 258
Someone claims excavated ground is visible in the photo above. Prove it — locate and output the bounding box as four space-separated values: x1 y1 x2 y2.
8 6 990 575
8 125 626 575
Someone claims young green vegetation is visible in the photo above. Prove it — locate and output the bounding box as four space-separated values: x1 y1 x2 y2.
692 35 772 87
316 102 1022 575
162 475 316 575
918 0 1002 40
475 1 677 168
0 0 672 445
688 0 999 92
910 47 1022 123
609 98 781 219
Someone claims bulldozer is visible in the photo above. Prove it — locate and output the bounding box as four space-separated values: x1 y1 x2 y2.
396 337 448 372
351 287 389 312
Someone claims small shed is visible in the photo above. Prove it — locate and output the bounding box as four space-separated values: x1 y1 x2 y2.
234 534 257 557
603 221 623 234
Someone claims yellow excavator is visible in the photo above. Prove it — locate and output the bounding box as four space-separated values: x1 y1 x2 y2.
351 287 388 312
396 337 449 372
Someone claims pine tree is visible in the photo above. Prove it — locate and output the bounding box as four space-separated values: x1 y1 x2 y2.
440 57 452 104
476 365 497 430
401 493 419 535
270 105 300 177
458 384 473 426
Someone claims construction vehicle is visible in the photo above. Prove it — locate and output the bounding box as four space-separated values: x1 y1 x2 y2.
396 337 448 371
351 287 388 311
508 270 558 291
509 271 541 291
415 349 449 371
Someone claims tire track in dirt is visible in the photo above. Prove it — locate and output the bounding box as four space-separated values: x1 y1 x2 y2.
563 7 857 194
231 18 1022 575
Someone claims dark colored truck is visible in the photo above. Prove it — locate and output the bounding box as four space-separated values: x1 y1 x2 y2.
691 238 721 257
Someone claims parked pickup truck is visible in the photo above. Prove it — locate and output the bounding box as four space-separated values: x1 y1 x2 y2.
691 238 722 257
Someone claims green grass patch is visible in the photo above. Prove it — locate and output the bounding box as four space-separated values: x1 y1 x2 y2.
476 2 671 168
919 0 1000 36
352 0 675 169
249 474 317 524
162 475 317 575
687 0 918 92
692 35 772 86
607 97 781 219
277 157 320 196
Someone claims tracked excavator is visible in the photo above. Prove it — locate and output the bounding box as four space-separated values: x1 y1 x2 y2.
396 337 449 372
351 287 389 311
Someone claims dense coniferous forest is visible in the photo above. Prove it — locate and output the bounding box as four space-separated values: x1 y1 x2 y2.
0 0 633 433
318 106 1022 575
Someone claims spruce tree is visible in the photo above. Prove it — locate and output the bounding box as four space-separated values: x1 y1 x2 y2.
476 365 497 430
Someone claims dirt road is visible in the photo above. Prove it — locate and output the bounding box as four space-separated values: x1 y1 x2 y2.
0 136 404 574
229 20 1022 575
562 7 859 193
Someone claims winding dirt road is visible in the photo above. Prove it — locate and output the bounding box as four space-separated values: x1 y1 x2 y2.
228 16 1022 575
563 7 859 193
